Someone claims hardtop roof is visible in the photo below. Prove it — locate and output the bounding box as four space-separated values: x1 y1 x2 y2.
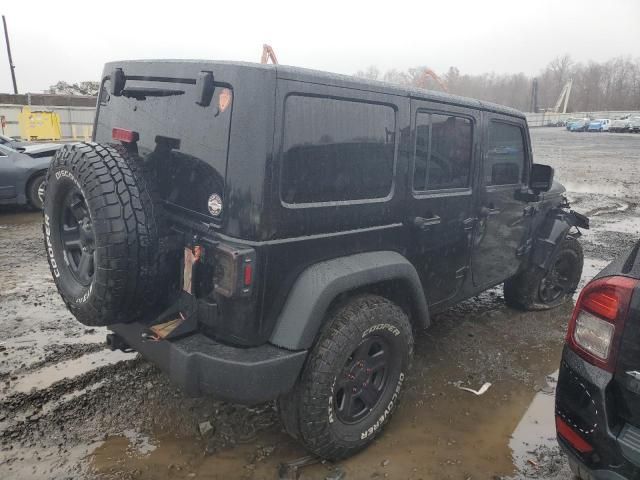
104 60 525 119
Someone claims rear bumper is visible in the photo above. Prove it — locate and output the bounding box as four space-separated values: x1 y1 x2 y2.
109 322 307 404
557 347 640 479
560 439 630 480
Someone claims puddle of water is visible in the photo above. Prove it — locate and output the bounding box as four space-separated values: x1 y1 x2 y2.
602 217 640 235
121 429 158 456
564 182 629 197
89 305 571 480
7 349 135 394
0 441 102 479
510 371 558 471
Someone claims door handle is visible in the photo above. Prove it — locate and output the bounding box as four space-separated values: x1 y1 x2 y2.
412 215 441 230
479 206 501 217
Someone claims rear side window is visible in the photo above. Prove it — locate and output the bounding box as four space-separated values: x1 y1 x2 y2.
485 121 526 186
281 96 396 204
413 112 473 191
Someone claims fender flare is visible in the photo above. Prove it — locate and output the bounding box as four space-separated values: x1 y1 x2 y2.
269 251 429 350
531 209 589 271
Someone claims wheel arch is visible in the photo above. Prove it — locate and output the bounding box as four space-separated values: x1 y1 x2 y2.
531 208 588 271
25 168 48 193
269 251 429 350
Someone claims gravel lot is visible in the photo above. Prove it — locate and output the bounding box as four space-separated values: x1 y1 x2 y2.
1 128 638 479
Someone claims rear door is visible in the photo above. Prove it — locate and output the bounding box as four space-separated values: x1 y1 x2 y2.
406 100 478 306
471 114 532 288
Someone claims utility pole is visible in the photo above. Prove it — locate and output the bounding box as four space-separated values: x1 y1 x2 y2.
2 15 18 94
529 78 538 113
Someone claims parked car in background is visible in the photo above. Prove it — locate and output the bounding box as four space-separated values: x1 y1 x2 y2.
569 119 590 132
0 133 27 149
18 141 64 158
0 144 52 209
0 133 64 157
610 116 631 133
587 119 611 132
610 115 640 133
556 244 640 480
565 118 581 130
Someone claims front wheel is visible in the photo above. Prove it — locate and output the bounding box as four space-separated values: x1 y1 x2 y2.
27 174 46 210
278 294 413 460
504 236 583 310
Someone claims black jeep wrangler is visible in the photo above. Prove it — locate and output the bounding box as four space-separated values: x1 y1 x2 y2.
43 60 588 459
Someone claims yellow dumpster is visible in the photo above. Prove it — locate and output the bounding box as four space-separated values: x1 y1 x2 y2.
18 106 62 141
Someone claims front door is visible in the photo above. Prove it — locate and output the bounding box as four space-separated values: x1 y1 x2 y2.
406 101 478 307
471 114 533 288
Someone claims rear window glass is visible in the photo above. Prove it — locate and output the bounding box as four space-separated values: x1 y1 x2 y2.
413 112 473 191
485 121 526 186
281 96 396 204
95 77 232 219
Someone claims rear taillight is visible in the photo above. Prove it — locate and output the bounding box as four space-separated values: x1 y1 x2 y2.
566 276 638 372
213 243 256 298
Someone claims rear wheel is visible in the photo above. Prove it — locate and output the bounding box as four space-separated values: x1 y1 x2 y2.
278 294 413 460
27 174 46 210
504 236 583 310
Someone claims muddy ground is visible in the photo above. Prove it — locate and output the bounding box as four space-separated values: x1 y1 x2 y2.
1 128 638 480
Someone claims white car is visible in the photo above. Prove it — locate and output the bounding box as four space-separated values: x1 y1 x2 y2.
610 115 640 133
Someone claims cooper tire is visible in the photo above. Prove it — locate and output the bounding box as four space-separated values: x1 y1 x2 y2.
43 142 163 326
27 173 46 210
504 235 583 310
278 294 413 460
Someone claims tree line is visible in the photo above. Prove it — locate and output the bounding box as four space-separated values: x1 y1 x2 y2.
355 55 640 113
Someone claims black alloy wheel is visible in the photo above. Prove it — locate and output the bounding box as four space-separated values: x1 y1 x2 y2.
59 188 95 286
539 249 580 304
334 336 391 424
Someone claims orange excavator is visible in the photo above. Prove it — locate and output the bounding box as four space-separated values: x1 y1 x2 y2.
414 68 448 93
261 44 278 64
260 45 447 94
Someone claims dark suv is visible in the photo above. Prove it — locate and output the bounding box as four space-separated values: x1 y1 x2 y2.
556 243 640 479
43 60 588 459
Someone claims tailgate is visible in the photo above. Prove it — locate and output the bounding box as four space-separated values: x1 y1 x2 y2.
94 63 233 221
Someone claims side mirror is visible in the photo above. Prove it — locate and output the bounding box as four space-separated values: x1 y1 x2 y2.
530 164 554 192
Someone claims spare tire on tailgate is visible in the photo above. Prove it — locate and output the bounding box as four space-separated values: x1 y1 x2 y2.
43 142 164 326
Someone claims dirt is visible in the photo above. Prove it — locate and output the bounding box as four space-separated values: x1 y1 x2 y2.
1 128 639 480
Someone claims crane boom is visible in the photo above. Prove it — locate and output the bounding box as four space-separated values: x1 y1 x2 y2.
261 44 279 65
415 68 448 93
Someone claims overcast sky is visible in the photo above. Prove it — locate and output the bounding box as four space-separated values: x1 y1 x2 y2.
1 0 639 93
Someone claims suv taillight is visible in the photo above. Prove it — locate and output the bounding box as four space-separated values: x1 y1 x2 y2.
566 276 638 372
213 243 256 298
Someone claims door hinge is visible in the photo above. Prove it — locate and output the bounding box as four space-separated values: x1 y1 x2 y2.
516 239 533 257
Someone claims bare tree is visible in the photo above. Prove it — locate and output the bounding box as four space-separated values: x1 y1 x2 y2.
48 81 100 96
354 55 640 112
